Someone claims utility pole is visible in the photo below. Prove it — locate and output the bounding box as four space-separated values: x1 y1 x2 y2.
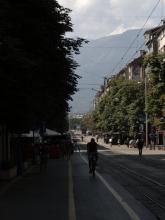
145 68 148 147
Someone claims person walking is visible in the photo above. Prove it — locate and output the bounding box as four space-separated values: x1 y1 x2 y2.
125 137 129 148
117 138 120 147
96 135 99 142
136 138 144 156
109 137 113 147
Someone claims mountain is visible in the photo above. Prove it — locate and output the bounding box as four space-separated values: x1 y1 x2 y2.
70 29 146 113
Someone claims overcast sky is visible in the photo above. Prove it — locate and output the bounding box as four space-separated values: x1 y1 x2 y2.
58 0 165 39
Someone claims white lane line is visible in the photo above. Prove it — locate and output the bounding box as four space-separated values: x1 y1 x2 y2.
68 160 77 220
81 155 141 220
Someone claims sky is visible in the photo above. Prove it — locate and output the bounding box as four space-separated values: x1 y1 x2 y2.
57 0 165 113
58 0 165 39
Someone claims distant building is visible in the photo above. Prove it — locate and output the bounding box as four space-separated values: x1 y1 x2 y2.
144 26 160 54
126 52 145 81
115 51 146 82
144 21 165 54
93 51 146 107
70 113 84 119
157 23 165 53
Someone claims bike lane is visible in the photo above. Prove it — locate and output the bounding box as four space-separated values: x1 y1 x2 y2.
72 152 156 220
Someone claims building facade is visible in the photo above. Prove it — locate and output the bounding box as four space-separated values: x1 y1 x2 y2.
144 22 165 147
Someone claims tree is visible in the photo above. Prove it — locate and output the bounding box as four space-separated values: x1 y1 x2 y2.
143 53 165 127
0 0 87 132
69 118 82 130
81 112 96 133
91 79 145 137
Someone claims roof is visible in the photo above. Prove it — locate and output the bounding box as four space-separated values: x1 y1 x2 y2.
144 26 162 35
45 129 61 136
21 130 40 137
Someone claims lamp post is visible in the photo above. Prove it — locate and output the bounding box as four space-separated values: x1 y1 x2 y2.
145 71 148 147
92 88 101 110
145 66 149 148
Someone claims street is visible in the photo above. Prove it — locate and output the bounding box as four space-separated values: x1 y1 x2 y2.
1 138 165 219
83 137 165 220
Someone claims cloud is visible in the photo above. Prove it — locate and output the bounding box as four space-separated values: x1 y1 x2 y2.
58 0 164 39
58 0 94 10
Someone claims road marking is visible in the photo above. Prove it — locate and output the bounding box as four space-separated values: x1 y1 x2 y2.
68 160 77 220
81 155 141 220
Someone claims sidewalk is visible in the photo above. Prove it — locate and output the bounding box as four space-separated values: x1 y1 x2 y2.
84 136 165 156
0 164 36 196
0 176 21 196
0 159 69 220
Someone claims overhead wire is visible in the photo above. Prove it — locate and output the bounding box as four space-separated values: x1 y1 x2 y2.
161 0 164 18
77 1 163 96
110 0 161 75
81 46 141 49
124 19 163 66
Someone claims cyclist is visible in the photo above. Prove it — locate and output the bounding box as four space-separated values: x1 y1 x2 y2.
87 138 98 173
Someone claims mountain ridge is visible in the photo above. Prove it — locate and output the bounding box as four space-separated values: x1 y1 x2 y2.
70 29 146 113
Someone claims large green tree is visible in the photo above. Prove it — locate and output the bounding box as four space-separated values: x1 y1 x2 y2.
144 54 165 116
90 79 145 137
0 0 86 132
143 53 165 129
83 54 165 137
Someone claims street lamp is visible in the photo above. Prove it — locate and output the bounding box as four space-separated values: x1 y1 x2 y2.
145 72 148 147
145 66 149 147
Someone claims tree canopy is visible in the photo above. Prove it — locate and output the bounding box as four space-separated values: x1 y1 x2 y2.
143 53 165 129
82 53 165 136
83 79 145 137
0 0 86 133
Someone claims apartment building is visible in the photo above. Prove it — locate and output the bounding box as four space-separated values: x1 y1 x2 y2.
144 22 165 146
157 24 165 53
144 21 165 54
126 53 145 81
144 27 160 54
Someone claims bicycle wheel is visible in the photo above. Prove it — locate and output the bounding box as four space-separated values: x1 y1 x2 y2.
92 161 96 177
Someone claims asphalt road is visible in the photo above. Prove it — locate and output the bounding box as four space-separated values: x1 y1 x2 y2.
1 140 164 220
72 150 156 220
77 140 165 220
